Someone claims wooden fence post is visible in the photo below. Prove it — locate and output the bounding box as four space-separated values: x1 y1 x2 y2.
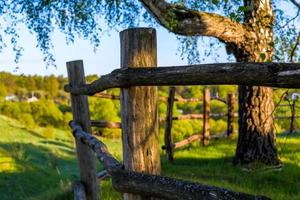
202 89 210 146
67 60 99 200
290 99 296 134
227 93 235 137
164 86 176 162
120 28 161 200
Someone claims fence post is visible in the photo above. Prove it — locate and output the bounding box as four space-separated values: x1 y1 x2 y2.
227 93 235 137
120 28 161 200
67 60 99 200
202 88 210 146
164 86 176 162
290 99 296 134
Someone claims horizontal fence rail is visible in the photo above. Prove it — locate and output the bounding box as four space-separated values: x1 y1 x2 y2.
69 121 269 200
64 63 300 95
162 134 224 150
91 120 122 129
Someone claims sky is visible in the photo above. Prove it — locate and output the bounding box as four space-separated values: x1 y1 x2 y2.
0 26 211 76
0 1 297 77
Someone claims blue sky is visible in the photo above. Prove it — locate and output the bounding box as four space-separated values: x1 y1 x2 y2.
0 19 232 77
0 26 208 76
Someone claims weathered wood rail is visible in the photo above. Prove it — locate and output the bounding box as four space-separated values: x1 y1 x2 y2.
162 85 236 161
70 121 270 200
91 120 121 129
65 62 300 95
64 27 300 200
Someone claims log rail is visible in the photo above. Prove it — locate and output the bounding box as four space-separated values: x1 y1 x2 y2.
69 121 270 200
65 63 300 95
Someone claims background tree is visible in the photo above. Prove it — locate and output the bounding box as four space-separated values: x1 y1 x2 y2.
1 0 299 165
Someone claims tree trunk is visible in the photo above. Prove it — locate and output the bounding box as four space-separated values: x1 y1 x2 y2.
233 0 281 165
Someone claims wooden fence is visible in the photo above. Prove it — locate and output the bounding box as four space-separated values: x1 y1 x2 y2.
162 86 236 162
65 28 300 200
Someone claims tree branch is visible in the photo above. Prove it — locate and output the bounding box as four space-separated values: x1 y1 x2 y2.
289 0 300 10
138 0 246 46
289 32 300 62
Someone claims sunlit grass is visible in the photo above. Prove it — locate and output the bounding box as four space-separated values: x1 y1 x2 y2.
0 114 299 200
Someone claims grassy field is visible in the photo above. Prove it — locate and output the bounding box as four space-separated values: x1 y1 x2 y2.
0 115 300 200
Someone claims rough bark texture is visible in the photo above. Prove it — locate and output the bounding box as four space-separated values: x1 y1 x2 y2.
227 94 235 137
66 61 99 200
70 121 121 170
233 0 281 165
164 87 176 162
111 169 270 200
120 28 161 200
73 181 87 200
64 62 300 95
138 0 247 46
202 89 210 146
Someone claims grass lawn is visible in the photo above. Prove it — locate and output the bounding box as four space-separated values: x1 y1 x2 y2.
0 115 299 200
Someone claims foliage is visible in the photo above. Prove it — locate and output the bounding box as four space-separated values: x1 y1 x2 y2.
0 1 298 64
42 125 55 139
0 83 7 100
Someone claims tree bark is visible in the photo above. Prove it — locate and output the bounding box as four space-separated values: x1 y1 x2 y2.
233 0 281 165
120 28 161 200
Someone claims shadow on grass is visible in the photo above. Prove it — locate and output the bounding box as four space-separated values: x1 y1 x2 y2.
161 155 300 200
0 142 78 200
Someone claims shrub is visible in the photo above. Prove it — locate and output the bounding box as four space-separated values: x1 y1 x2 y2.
30 99 63 126
0 101 21 119
19 113 36 128
42 125 55 139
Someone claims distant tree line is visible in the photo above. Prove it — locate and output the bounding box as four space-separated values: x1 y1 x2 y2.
0 71 298 138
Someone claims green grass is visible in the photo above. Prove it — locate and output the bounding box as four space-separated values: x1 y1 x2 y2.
0 115 300 200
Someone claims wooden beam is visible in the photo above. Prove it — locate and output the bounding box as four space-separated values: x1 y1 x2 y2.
164 87 176 162
172 114 203 120
66 60 99 200
64 63 300 95
120 28 161 200
202 89 210 146
173 134 202 149
227 94 235 137
111 169 270 200
91 120 121 129
70 121 122 170
93 93 120 100
70 121 270 200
